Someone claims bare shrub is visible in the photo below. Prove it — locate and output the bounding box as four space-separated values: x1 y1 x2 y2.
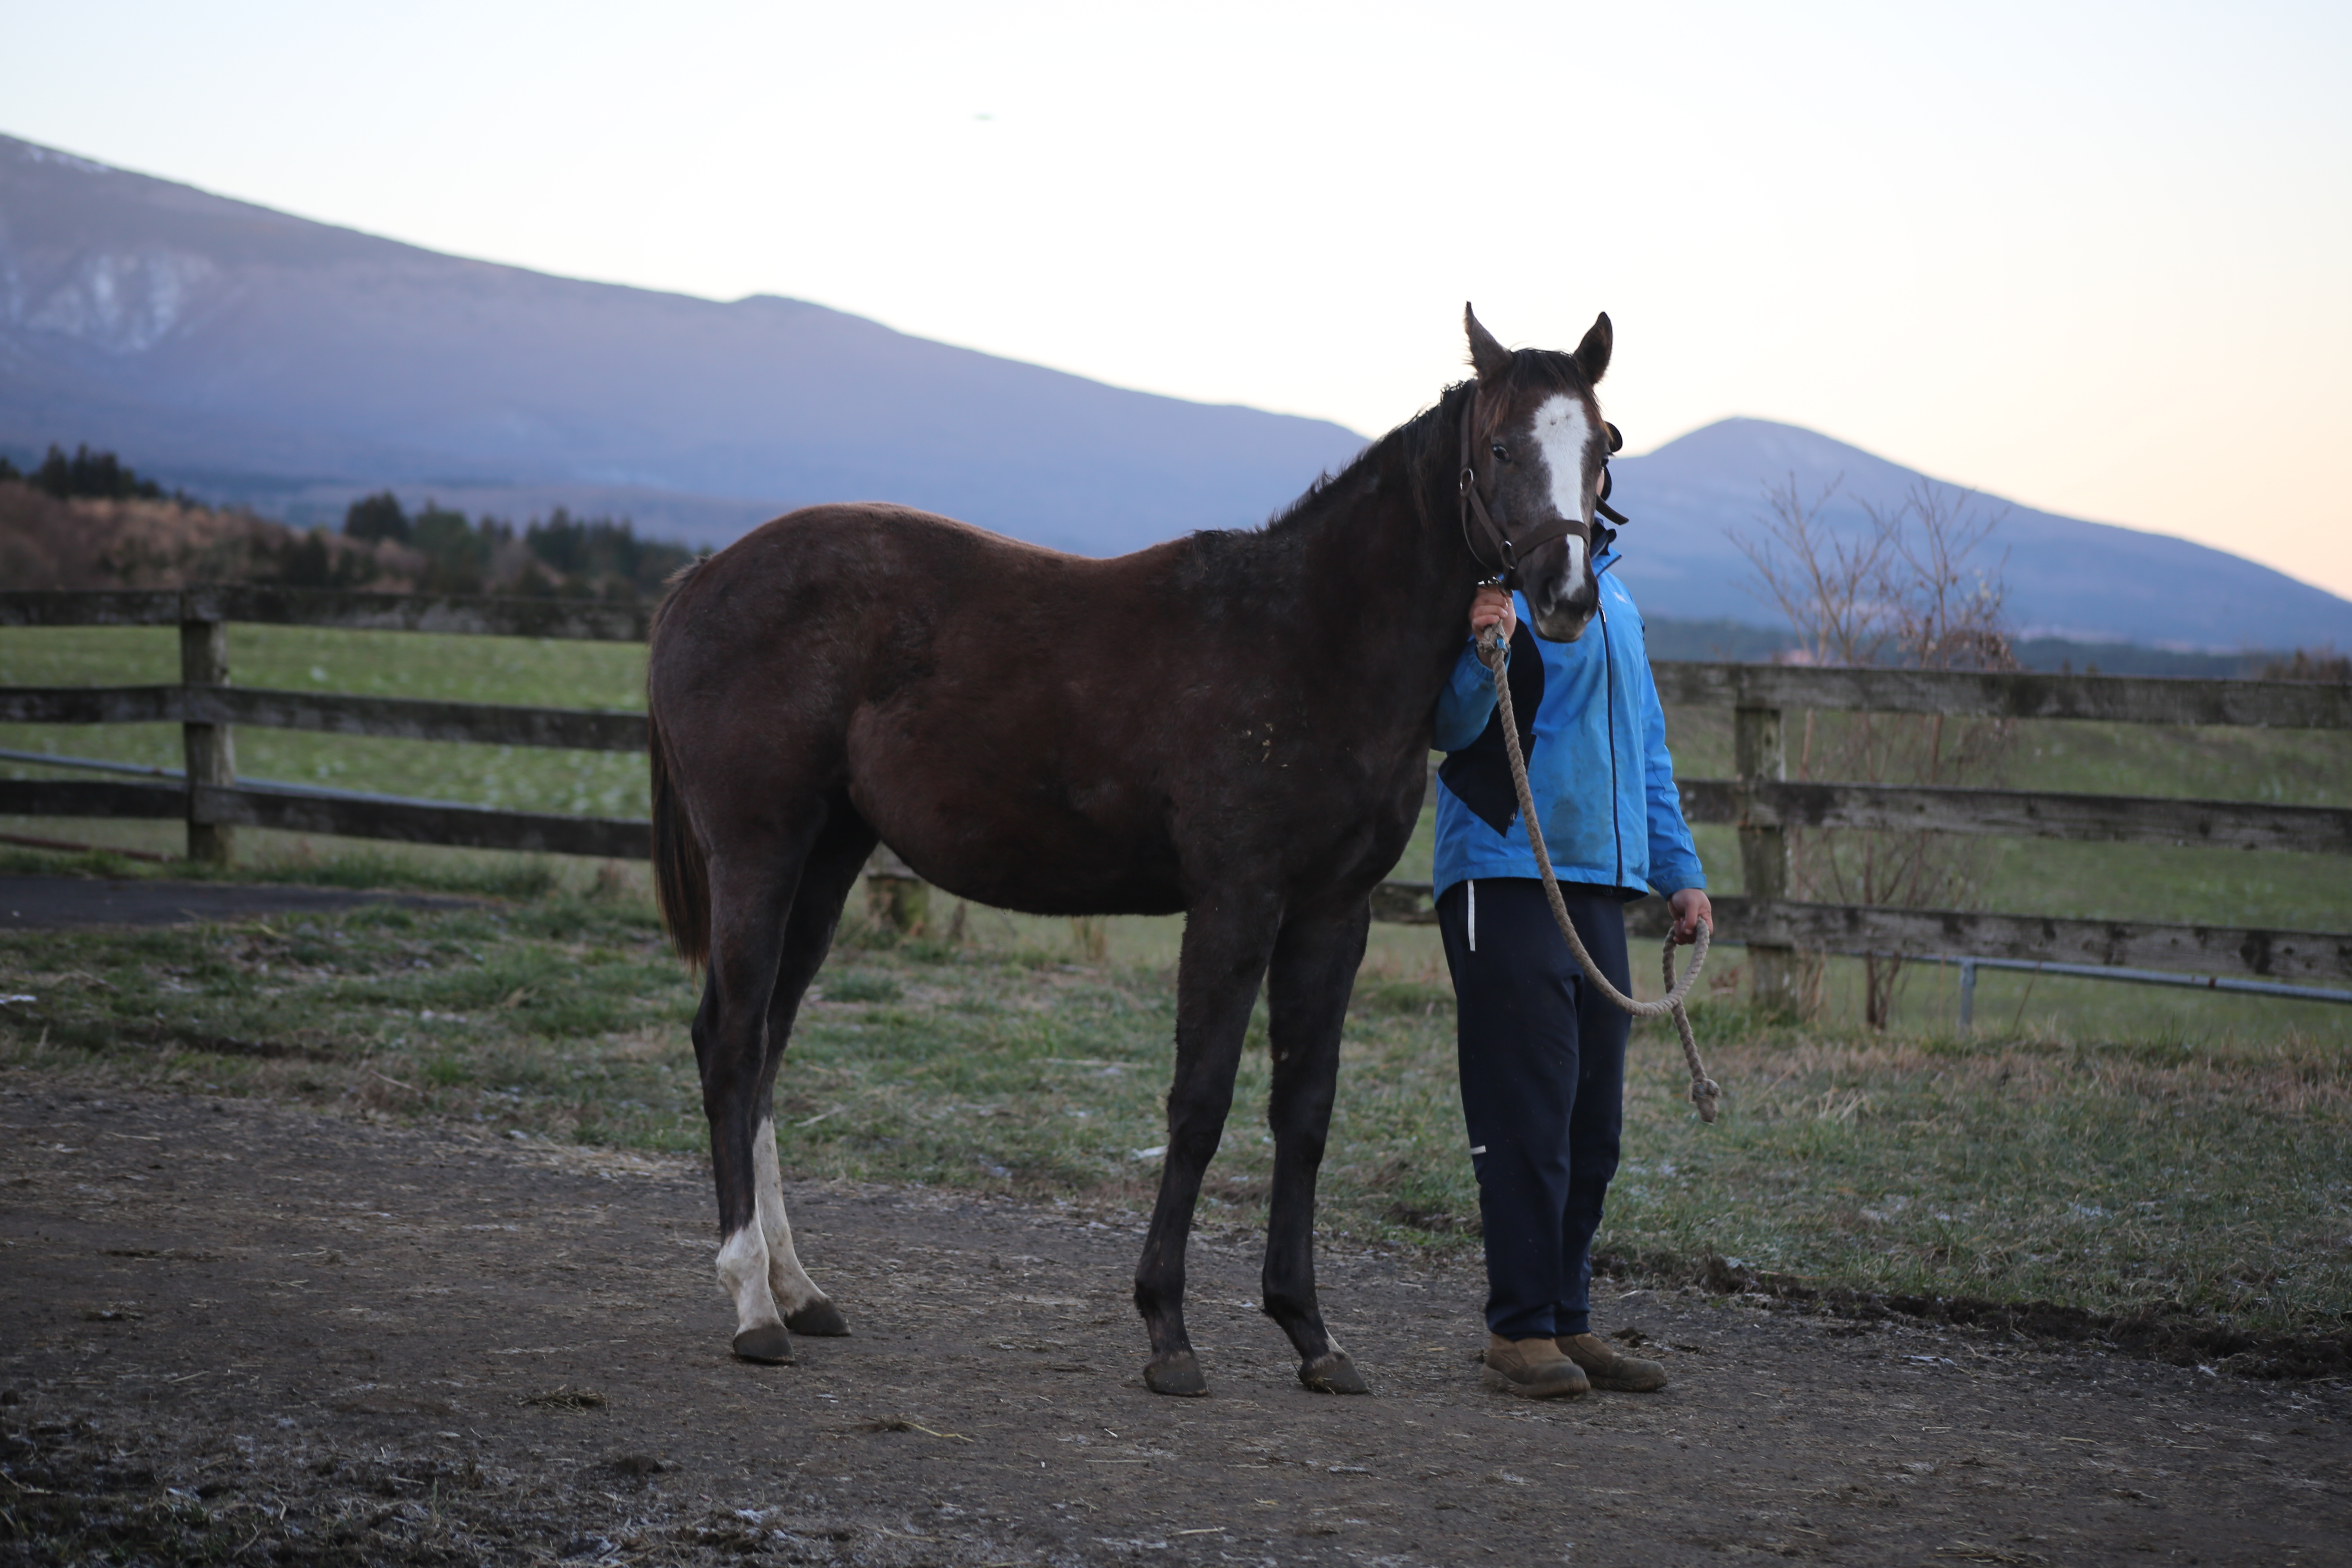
2259 646 2350 683
1733 477 2018 1028
0 480 419 590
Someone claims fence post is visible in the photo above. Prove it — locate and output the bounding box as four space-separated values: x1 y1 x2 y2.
863 844 929 935
1735 702 1797 1013
180 604 235 865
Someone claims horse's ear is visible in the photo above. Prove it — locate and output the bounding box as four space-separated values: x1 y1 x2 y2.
1464 303 1513 383
1575 312 1613 385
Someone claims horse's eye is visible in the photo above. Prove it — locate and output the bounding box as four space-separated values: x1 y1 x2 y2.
1490 443 1510 462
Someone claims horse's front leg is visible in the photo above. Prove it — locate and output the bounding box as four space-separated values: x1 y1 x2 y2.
1263 898 1372 1393
1135 887 1283 1396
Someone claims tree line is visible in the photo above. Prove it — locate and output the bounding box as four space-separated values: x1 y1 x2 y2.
336 492 699 599
0 443 195 506
0 442 702 601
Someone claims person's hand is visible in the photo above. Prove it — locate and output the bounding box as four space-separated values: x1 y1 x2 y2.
1669 888 1714 945
1470 585 1515 661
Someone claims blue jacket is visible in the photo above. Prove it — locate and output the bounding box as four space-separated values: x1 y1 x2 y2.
1431 557 1705 901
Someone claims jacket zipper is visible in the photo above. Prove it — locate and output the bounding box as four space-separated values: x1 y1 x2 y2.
1599 597 1623 888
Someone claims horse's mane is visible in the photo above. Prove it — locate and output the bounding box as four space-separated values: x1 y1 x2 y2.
1202 344 1595 557
1261 402 1446 535
1176 390 1452 581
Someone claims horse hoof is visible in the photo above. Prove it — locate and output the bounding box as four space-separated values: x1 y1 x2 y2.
731 1325 795 1364
1298 1351 1369 1395
786 1299 851 1336
1143 1350 1210 1397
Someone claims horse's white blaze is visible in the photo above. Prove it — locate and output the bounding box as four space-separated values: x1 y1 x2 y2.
1525 394 1597 610
715 1221 782 1338
1529 394 1593 524
754 1115 826 1313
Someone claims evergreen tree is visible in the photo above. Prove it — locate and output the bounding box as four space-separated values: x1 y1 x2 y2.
409 503 509 594
343 490 411 544
28 443 167 501
272 527 379 589
522 508 695 596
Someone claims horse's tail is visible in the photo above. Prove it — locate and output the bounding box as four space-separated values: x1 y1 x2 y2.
648 558 710 968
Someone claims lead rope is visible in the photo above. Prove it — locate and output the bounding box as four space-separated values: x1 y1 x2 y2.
1480 627 1723 1123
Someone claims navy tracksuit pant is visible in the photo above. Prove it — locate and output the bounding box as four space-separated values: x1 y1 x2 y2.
1437 876 1632 1341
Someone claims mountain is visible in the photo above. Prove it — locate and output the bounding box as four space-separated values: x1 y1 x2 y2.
4 132 2345 651
0 134 1367 554
1606 419 2352 651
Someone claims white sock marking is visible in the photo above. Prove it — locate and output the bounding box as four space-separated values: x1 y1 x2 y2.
754 1116 826 1314
715 1221 782 1339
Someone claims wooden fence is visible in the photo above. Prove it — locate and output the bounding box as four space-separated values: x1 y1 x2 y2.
4 588 2349 1000
0 589 651 862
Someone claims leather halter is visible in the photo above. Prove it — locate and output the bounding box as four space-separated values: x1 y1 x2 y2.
1457 389 1629 589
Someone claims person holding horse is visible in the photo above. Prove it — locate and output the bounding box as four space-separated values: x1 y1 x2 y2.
649 301 1670 1395
1432 552 1712 1400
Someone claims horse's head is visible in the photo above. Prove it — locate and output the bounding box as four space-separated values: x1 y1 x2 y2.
1459 304 1615 642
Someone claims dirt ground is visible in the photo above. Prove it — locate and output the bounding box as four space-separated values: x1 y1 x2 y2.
2 1082 2347 1566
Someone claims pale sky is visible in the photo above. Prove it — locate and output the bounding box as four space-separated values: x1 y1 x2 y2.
7 0 2349 599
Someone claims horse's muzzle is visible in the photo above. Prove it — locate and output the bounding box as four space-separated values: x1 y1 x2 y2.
1529 588 1598 644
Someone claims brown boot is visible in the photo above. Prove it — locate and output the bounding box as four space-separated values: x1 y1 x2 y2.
1481 1333 1590 1399
1557 1331 1668 1392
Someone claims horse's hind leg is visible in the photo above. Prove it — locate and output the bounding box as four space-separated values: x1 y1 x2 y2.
693 815 821 1364
1261 898 1372 1394
751 810 878 1338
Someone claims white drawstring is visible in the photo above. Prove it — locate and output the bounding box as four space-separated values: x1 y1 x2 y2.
1466 878 1476 952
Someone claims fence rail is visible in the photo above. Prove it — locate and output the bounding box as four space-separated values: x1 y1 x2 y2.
1674 778 2352 855
1649 661 2352 730
0 777 648 860
1367 889 2352 985
0 686 646 751
4 587 2348 1004
0 588 649 641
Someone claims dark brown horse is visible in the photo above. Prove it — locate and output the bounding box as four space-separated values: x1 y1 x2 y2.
647 305 1616 1396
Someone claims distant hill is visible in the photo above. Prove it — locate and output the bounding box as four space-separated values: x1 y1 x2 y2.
4 131 2347 652
0 134 1365 555
1605 419 2352 651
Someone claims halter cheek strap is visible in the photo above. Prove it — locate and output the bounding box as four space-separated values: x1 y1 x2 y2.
1457 391 1622 587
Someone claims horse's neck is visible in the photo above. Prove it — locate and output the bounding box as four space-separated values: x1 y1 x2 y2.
1279 417 1478 730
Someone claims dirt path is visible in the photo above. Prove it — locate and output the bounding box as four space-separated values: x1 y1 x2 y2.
2 1078 2345 1566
